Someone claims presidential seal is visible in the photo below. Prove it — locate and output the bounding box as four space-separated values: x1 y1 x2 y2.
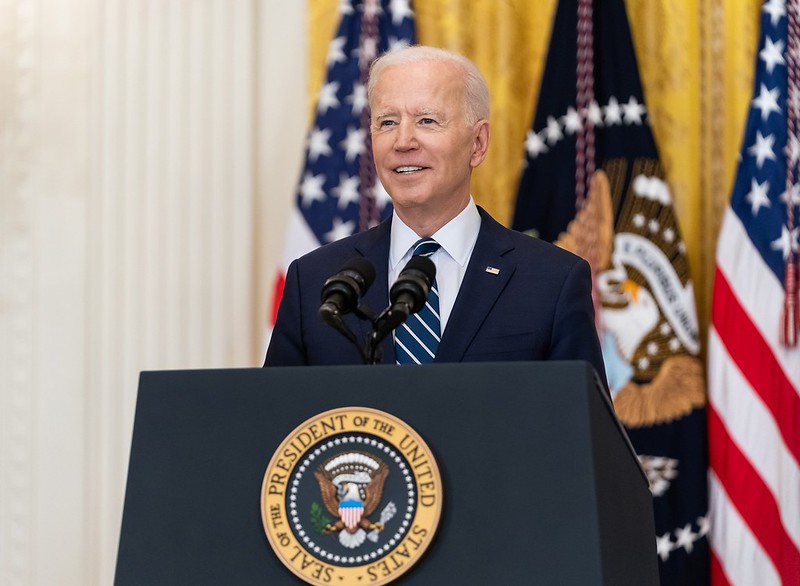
261 407 442 585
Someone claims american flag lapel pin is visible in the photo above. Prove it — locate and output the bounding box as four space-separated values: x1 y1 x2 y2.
485 266 500 275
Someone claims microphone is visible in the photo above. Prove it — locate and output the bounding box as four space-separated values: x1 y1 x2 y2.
388 256 436 320
319 257 376 324
363 256 436 364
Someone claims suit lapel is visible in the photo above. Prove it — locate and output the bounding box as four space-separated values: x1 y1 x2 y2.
353 218 394 363
435 209 517 362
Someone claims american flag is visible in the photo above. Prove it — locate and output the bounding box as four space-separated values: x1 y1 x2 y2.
268 0 416 331
708 1 800 584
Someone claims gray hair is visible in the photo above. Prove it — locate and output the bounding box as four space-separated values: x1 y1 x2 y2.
367 45 490 124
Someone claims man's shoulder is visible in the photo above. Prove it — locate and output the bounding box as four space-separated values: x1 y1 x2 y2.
510 228 583 263
477 207 585 268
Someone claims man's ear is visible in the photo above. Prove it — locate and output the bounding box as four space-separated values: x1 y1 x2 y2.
470 120 491 168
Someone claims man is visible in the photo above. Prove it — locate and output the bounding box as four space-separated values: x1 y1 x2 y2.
265 46 606 386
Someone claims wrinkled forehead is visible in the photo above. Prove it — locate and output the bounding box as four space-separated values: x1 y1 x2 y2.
370 60 467 116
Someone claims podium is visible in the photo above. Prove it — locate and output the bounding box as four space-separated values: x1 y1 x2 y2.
115 362 658 585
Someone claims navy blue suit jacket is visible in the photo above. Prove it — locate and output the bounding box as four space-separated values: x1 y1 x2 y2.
265 208 607 385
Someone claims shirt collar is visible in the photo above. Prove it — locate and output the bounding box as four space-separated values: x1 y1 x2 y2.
389 197 481 268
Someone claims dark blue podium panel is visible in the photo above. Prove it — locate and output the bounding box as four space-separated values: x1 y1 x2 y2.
115 361 658 585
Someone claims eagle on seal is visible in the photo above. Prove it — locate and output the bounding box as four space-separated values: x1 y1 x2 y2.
314 451 389 549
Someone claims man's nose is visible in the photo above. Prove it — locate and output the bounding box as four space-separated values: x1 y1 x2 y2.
394 121 419 151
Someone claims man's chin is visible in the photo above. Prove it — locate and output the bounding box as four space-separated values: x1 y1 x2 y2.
387 193 433 211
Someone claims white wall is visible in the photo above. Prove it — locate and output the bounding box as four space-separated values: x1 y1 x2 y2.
0 1 305 583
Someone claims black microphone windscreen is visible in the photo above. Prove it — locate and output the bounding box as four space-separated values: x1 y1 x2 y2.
402 256 436 283
340 257 376 291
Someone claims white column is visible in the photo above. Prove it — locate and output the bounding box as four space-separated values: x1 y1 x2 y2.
0 0 307 584
1 0 92 584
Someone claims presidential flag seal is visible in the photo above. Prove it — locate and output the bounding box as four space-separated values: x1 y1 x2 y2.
261 407 442 585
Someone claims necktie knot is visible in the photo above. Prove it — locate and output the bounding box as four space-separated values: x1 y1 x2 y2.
412 238 440 258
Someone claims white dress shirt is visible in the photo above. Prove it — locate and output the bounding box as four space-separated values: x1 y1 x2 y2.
388 198 482 334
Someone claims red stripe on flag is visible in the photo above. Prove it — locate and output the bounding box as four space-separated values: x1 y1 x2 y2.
271 271 286 326
712 267 800 463
708 406 800 583
710 550 732 586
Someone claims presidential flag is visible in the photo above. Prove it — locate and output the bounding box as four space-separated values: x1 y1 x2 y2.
512 0 709 583
269 0 416 331
708 0 800 583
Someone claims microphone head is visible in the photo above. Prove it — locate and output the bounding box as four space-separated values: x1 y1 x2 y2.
389 256 436 314
320 257 376 316
403 256 436 285
340 257 376 293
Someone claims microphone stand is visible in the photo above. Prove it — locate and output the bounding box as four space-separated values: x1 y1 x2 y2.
321 301 409 365
321 302 384 365
365 306 409 365
354 304 385 365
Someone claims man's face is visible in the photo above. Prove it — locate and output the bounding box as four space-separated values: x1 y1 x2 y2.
370 60 488 218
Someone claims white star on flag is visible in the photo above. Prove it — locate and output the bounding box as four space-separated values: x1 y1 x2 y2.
585 100 604 126
318 81 342 114
389 0 413 25
780 183 800 205
346 83 368 116
747 130 777 168
604 97 623 125
760 36 786 74
387 36 411 52
674 524 696 554
752 83 781 121
327 36 347 66
299 172 327 207
745 178 772 215
696 515 710 538
762 0 786 27
340 126 366 162
544 116 563 144
622 96 646 124
308 128 333 162
332 173 360 209
324 217 356 242
525 130 548 158
561 107 583 134
656 533 673 561
786 132 800 164
338 0 354 15
770 225 799 260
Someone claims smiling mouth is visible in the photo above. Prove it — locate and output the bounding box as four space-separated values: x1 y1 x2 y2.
394 166 428 174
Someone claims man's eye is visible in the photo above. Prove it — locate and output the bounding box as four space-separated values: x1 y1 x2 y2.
420 118 435 125
380 120 396 127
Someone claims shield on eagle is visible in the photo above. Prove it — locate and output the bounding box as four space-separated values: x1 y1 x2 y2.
338 493 364 530
314 450 389 549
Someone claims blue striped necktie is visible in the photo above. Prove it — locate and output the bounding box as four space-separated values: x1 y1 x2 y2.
395 238 441 364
